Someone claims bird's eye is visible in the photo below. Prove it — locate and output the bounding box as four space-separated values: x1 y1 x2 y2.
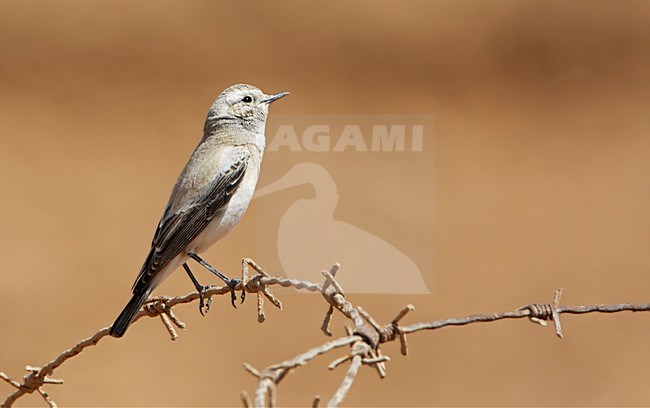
242 96 253 103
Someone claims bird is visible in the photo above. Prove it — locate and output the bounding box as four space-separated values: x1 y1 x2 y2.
110 84 289 338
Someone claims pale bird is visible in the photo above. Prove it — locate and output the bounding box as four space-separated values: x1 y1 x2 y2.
110 84 288 338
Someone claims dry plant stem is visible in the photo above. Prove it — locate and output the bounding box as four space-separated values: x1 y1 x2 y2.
4 264 650 407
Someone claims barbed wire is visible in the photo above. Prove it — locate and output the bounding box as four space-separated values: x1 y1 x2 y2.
2 259 650 407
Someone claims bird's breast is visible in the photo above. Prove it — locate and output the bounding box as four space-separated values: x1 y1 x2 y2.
188 149 262 253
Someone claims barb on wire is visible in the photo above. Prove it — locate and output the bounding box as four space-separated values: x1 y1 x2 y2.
243 275 650 407
4 260 650 407
0 262 293 407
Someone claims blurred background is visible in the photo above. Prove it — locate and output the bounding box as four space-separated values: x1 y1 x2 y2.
1 1 650 406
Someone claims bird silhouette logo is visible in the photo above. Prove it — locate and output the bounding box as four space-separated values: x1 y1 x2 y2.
254 162 430 294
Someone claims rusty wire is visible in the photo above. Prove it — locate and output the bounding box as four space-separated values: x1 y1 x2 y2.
3 261 650 407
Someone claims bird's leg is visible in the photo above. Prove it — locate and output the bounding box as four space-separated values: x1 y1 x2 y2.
187 252 245 308
183 263 212 315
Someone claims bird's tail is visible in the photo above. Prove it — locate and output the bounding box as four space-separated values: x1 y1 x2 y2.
110 288 152 338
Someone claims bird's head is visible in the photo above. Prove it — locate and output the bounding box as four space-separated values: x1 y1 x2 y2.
210 84 289 123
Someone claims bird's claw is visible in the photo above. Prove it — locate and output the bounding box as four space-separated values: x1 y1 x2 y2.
227 278 245 308
198 285 212 316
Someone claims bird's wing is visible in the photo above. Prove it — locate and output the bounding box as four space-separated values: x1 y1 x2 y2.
132 148 249 292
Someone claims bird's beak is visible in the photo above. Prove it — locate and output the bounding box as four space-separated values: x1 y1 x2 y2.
261 92 290 104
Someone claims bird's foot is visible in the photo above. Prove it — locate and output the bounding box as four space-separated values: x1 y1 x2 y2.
226 278 246 308
186 253 245 308
197 285 213 316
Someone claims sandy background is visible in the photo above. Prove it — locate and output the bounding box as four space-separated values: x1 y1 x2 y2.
1 1 650 406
